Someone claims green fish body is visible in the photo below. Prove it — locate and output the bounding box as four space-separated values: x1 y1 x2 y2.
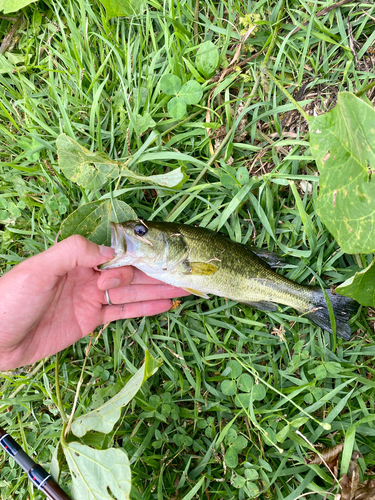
99 220 356 339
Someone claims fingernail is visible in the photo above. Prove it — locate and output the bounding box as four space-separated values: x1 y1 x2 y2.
100 246 115 258
103 277 120 289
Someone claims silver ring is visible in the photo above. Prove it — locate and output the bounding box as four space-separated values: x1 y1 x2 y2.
105 290 113 306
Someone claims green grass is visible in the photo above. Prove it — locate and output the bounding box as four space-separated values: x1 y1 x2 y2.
1 0 375 499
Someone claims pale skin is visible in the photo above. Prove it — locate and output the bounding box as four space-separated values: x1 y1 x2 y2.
0 235 190 371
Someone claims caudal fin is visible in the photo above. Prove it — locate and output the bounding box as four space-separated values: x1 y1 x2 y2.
304 289 357 340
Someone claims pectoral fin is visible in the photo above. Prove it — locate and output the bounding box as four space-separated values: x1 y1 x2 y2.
241 300 278 312
184 261 218 276
183 288 210 299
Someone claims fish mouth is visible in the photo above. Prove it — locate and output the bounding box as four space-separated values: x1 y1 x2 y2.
110 222 126 252
98 222 130 270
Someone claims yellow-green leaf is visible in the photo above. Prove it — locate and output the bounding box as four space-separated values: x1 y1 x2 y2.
57 134 119 190
60 199 136 245
57 134 187 190
336 258 375 306
63 442 131 500
71 351 161 437
98 0 145 20
0 0 37 13
309 93 375 253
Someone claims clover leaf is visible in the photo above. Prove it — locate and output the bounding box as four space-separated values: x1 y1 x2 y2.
160 74 203 120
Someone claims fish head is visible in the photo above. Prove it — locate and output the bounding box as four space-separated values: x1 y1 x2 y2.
98 220 188 271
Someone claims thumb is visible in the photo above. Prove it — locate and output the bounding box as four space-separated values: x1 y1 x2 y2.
27 235 115 277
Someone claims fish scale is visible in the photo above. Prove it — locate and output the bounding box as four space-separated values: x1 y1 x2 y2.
169 222 312 311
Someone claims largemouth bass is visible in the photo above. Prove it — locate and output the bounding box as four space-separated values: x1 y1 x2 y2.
99 220 357 339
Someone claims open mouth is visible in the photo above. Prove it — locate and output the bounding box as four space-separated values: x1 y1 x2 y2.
110 222 126 253
98 223 127 270
98 223 139 270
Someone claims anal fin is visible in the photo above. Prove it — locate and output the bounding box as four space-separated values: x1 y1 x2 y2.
184 288 210 299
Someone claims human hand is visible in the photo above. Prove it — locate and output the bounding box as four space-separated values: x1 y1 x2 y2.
0 235 190 371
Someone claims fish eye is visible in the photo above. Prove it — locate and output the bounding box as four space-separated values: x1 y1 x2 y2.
134 224 148 237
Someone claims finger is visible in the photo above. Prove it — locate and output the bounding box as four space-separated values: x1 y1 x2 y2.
25 235 115 278
97 266 134 290
98 267 169 290
102 284 190 305
102 299 174 322
132 268 171 285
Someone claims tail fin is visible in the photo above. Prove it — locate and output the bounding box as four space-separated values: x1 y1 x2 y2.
304 289 357 340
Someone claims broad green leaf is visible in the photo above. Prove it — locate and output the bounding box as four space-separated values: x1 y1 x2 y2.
179 80 203 105
244 469 259 481
252 383 266 401
290 417 309 428
99 0 145 19
60 200 136 246
232 475 246 488
133 86 148 109
135 112 155 136
232 435 247 452
276 424 290 443
63 442 131 500
110 199 138 224
226 428 238 445
160 74 181 95
309 92 375 253
173 434 184 447
167 96 186 120
57 134 119 190
221 379 236 396
220 173 238 190
237 167 249 185
309 364 327 380
234 393 251 408
304 393 314 404
224 446 239 468
263 427 277 447
244 482 259 498
237 373 253 392
229 360 242 378
119 163 188 189
71 351 161 437
196 41 219 78
325 362 343 374
0 0 36 13
50 444 62 482
58 133 187 190
336 258 375 306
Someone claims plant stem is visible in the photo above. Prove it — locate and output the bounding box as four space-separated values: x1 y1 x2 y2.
262 0 286 67
263 68 310 122
355 253 364 268
161 109 202 138
355 79 375 98
193 0 199 45
55 352 68 423
64 333 94 437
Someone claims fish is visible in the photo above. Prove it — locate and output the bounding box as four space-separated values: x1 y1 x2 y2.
99 220 357 340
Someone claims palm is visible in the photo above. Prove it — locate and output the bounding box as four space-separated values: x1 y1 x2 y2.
1 266 103 367
0 235 189 371
30 267 106 357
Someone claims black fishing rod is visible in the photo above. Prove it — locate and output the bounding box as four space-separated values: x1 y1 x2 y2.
0 425 71 500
